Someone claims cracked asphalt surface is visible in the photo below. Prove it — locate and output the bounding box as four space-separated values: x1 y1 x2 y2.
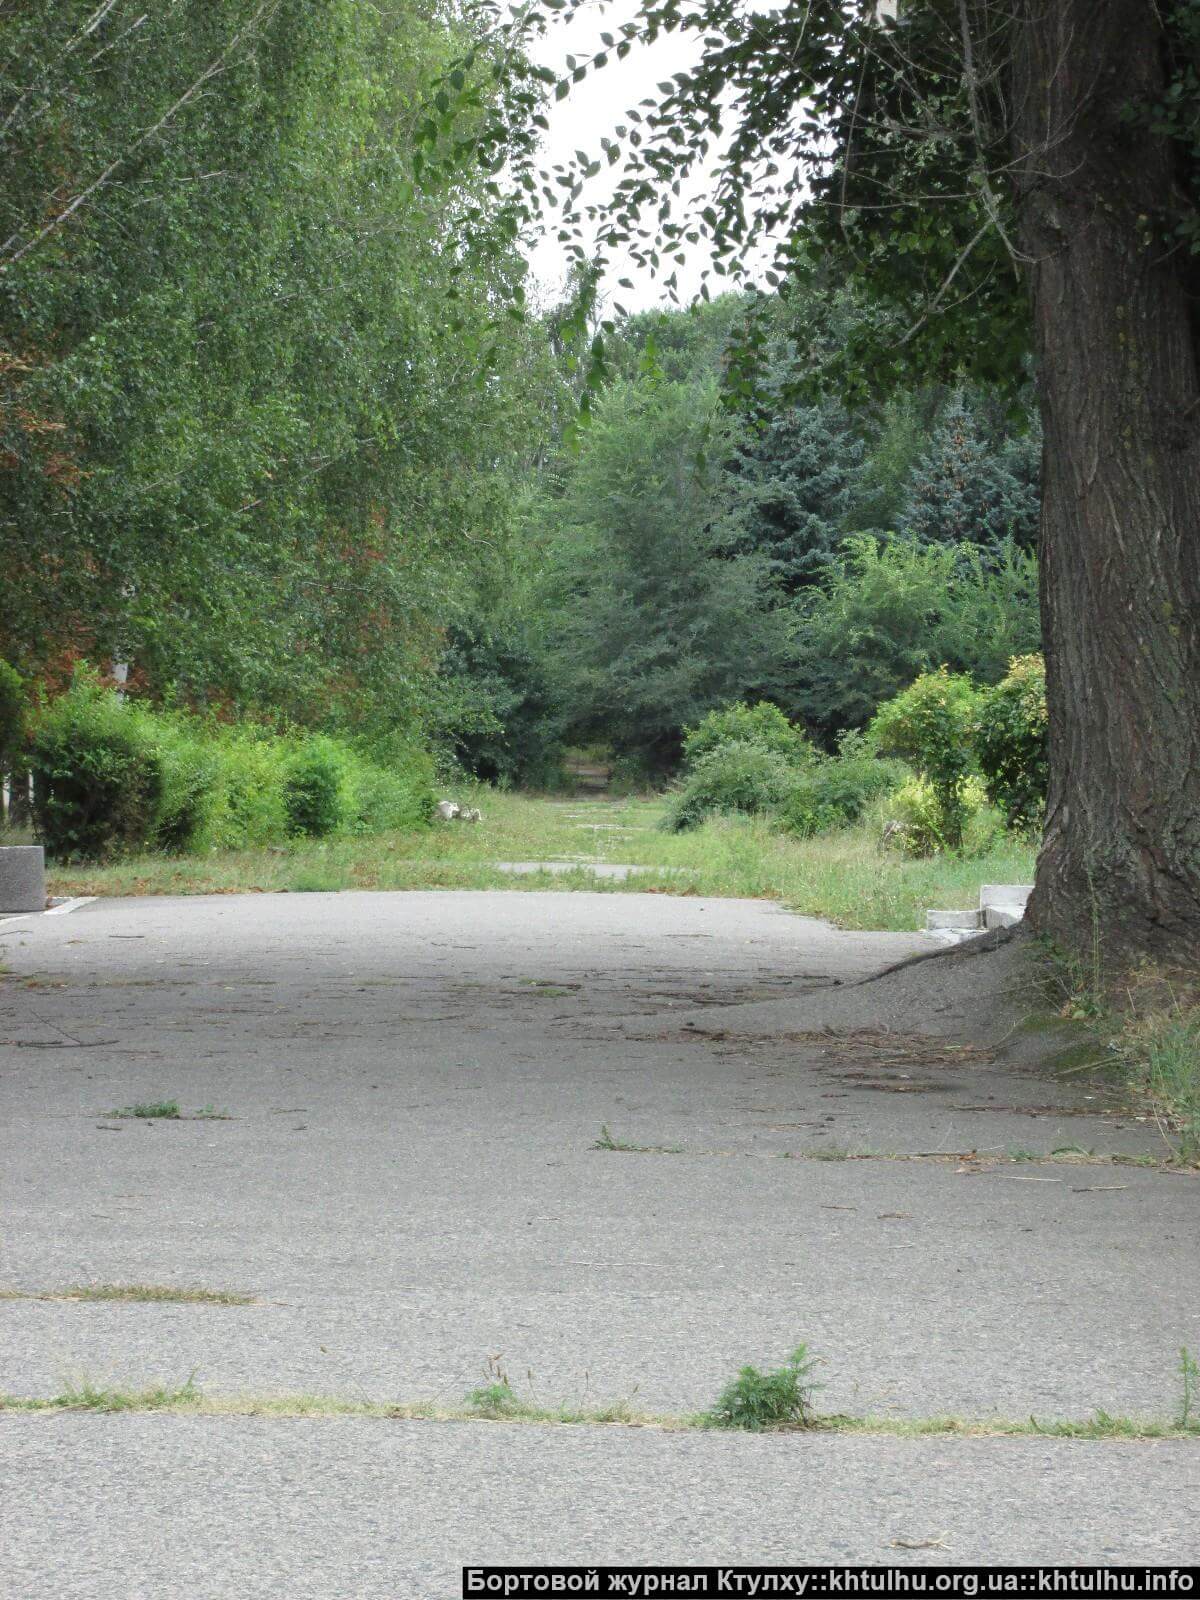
2 890 1197 1593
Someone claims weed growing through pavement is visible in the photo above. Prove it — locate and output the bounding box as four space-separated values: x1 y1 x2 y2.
702 1344 821 1431
592 1124 684 1154
103 1101 231 1121
41 1375 202 1412
1179 1347 1198 1430
105 1100 181 1119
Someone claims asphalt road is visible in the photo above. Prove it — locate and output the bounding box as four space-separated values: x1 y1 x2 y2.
1 891 1197 1593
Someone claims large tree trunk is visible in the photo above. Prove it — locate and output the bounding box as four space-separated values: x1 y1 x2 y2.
1014 0 1200 974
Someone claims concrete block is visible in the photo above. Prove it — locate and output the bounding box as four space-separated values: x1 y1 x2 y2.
925 908 983 932
979 883 1033 912
0 845 46 913
983 905 1024 930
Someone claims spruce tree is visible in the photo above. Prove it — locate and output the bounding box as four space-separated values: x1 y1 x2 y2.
732 403 864 591
900 392 1039 550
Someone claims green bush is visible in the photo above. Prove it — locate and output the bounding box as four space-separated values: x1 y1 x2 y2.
155 722 222 853
283 737 350 838
194 729 290 852
665 740 798 832
870 668 979 850
883 774 1000 858
780 746 908 838
704 1345 820 1431
0 659 26 771
31 674 164 860
27 675 436 859
974 653 1048 831
343 741 435 833
683 701 813 769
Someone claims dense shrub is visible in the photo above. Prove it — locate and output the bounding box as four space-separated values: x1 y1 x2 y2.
780 745 908 838
27 675 436 861
197 730 291 852
31 676 164 860
883 775 1000 858
155 723 222 853
664 740 798 831
0 659 25 771
342 739 436 833
682 701 814 769
283 737 350 838
974 654 1048 830
432 622 564 788
870 668 980 850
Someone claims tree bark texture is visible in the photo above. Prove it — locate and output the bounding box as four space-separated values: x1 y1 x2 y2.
1014 0 1200 971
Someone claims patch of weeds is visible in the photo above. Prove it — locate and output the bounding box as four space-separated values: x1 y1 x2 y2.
518 978 579 999
1122 1000 1200 1163
463 1380 534 1420
807 1145 854 1162
286 869 346 893
101 1101 230 1122
0 1284 251 1306
45 1375 201 1413
592 1123 684 1155
1041 948 1200 1163
105 1099 180 1120
702 1344 820 1431
1010 1145 1094 1164
5 1350 1200 1439
1179 1347 1198 1430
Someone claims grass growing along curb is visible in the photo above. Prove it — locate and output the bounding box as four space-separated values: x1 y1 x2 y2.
4 1383 1198 1441
0 1285 253 1306
45 791 1037 937
5 1347 1199 1440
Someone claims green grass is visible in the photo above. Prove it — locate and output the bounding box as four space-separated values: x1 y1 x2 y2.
46 791 1035 935
592 1123 684 1154
104 1100 181 1120
8 1342 1197 1439
1123 1004 1200 1163
1045 955 1200 1164
5 1379 1197 1441
0 1284 252 1305
101 1101 230 1121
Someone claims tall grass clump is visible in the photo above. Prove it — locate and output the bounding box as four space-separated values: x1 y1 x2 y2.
1120 988 1200 1162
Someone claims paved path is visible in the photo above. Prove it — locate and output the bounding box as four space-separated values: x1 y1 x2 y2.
1 892 1196 1593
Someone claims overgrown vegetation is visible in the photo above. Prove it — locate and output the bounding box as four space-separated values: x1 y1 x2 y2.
14 670 433 862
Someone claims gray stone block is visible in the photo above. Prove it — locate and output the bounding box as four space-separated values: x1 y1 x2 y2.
979 883 1033 912
983 905 1024 930
0 845 46 913
925 908 983 932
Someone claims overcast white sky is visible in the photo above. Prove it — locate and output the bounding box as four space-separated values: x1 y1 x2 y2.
526 4 719 312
